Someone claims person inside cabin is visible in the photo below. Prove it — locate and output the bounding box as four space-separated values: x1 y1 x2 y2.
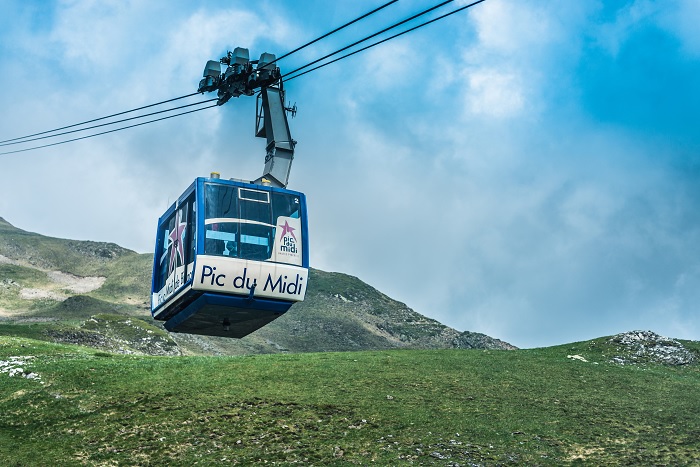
224 241 237 257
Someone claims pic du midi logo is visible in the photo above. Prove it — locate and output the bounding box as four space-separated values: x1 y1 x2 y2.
278 220 298 254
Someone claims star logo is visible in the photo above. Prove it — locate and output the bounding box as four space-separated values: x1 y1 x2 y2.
168 213 187 273
278 220 296 242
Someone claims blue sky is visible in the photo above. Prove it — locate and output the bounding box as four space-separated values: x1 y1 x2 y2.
0 0 698 348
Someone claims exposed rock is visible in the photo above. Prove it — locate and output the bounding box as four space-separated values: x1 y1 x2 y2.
0 254 20 265
67 240 132 260
46 315 181 356
608 330 695 366
1 278 20 288
453 331 518 350
0 356 42 382
45 328 113 349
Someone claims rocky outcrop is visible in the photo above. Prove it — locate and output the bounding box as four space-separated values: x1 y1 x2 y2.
46 315 181 356
608 330 695 366
453 331 518 350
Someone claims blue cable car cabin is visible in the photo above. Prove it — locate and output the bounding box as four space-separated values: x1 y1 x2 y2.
151 176 309 338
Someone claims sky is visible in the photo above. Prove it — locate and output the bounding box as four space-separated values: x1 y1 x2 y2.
0 0 699 348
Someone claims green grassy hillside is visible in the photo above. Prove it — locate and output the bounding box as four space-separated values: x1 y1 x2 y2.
1 335 698 465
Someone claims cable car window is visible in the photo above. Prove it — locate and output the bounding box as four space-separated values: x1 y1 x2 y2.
205 184 237 219
272 193 301 220
175 197 196 286
205 222 239 256
239 188 270 203
176 203 189 267
154 211 176 292
203 183 302 265
154 194 195 302
204 184 239 256
239 198 271 224
241 233 269 246
187 196 196 264
238 188 272 260
240 223 273 260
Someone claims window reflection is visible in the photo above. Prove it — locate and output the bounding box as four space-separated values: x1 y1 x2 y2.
204 183 301 264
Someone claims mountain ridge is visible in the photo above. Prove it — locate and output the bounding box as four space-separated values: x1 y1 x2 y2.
0 216 516 354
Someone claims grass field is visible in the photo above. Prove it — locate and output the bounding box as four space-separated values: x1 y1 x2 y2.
1 335 699 465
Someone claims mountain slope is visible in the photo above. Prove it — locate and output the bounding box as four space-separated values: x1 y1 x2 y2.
0 217 514 354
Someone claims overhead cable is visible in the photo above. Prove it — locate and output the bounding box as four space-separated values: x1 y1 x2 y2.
0 98 217 147
272 0 398 66
282 0 456 79
0 92 201 145
287 0 486 82
0 104 218 156
0 0 488 155
0 1 397 150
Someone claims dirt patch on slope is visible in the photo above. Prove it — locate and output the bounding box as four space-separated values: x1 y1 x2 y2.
46 271 106 294
17 272 106 303
0 254 19 265
19 288 68 301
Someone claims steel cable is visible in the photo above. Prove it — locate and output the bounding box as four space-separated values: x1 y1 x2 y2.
286 0 487 82
0 92 201 145
0 104 218 156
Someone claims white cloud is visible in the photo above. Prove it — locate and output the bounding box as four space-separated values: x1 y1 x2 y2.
357 41 412 91
593 0 660 57
463 68 524 118
454 0 597 122
50 1 156 71
557 184 619 239
588 0 700 59
467 0 559 54
658 0 700 57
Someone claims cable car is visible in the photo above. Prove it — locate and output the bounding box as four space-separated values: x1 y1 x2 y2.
150 175 309 337
151 47 308 337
